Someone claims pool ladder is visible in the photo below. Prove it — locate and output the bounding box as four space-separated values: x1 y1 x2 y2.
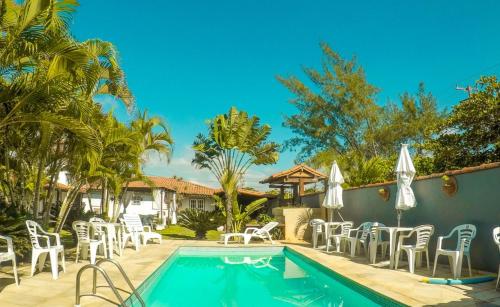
75 258 145 307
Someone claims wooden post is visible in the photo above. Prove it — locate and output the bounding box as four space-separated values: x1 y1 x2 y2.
279 186 284 206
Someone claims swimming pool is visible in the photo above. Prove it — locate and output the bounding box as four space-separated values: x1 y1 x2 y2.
126 247 405 307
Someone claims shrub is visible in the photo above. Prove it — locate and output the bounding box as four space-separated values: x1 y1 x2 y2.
178 209 224 239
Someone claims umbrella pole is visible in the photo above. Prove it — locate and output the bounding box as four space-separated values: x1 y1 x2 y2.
397 210 402 227
328 209 333 222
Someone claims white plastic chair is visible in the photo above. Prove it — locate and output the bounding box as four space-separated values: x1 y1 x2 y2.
309 219 325 249
433 224 476 279
119 219 139 251
369 223 389 264
343 222 372 257
0 234 19 286
243 222 279 244
72 221 107 264
326 221 353 253
122 214 162 246
25 220 65 280
395 225 434 274
492 226 499 289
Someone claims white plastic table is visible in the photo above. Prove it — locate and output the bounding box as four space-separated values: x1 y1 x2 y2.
374 226 413 269
90 222 122 259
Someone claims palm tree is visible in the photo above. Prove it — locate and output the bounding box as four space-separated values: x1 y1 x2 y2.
192 107 279 232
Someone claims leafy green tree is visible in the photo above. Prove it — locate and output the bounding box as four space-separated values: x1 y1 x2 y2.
427 76 500 170
277 43 380 161
192 107 279 232
279 43 443 185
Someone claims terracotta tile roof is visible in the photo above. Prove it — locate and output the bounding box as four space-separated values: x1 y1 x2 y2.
127 176 216 196
260 164 327 184
44 182 70 191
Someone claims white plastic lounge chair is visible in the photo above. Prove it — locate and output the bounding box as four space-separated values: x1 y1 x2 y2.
119 219 139 251
122 214 162 246
26 220 65 280
309 219 325 249
326 221 353 253
433 224 476 279
395 225 434 274
243 222 279 244
343 222 372 257
73 221 107 264
369 222 389 264
0 234 19 286
493 227 500 289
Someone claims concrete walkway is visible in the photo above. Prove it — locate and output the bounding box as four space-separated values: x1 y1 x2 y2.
0 240 498 306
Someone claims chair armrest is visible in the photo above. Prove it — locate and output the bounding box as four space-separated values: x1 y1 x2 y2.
38 235 51 248
244 227 259 235
0 235 14 253
46 232 61 246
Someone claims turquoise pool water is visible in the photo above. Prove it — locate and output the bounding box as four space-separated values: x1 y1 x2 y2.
127 247 404 307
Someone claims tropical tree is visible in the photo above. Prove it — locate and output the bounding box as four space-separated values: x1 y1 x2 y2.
214 195 268 233
192 107 279 232
426 76 500 171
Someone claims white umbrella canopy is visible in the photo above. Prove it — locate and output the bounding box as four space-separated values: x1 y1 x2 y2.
322 161 344 222
395 144 416 226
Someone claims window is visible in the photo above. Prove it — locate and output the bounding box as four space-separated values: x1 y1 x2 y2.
132 195 142 206
189 199 205 211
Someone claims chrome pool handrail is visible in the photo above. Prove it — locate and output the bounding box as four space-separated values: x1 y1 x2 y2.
75 258 145 307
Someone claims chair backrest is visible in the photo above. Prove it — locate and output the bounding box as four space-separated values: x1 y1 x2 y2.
412 225 434 249
358 222 373 241
72 221 91 242
369 222 385 241
452 224 476 252
89 217 105 223
25 220 42 249
123 213 144 232
309 219 325 233
493 227 500 253
340 222 353 236
257 222 279 234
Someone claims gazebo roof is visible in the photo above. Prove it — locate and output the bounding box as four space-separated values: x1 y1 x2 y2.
260 164 327 185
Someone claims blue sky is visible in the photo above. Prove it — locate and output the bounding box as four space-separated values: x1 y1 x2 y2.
71 0 500 189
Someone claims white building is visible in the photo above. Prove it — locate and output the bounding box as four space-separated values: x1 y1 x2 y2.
81 176 218 224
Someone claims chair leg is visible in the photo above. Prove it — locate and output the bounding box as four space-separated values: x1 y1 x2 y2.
61 250 66 273
395 249 400 270
426 250 430 270
407 250 415 274
432 253 439 277
49 249 59 280
350 240 356 258
496 264 500 289
455 253 463 279
31 252 39 277
12 257 19 286
466 255 472 277
75 244 80 263
90 244 97 264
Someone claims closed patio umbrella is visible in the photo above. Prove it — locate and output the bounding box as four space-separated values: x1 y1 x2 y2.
395 144 416 227
322 161 344 222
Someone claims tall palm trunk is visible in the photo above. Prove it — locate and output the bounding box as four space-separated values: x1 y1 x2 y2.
54 182 83 233
33 155 46 218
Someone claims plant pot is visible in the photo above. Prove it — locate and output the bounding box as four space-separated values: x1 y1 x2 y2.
441 175 458 197
377 187 390 202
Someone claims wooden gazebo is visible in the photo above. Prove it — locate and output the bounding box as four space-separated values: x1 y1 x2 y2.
260 164 327 206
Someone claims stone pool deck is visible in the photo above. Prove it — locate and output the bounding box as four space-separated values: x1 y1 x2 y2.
0 240 498 306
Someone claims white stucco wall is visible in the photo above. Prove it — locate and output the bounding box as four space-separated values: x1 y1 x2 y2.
81 189 216 218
